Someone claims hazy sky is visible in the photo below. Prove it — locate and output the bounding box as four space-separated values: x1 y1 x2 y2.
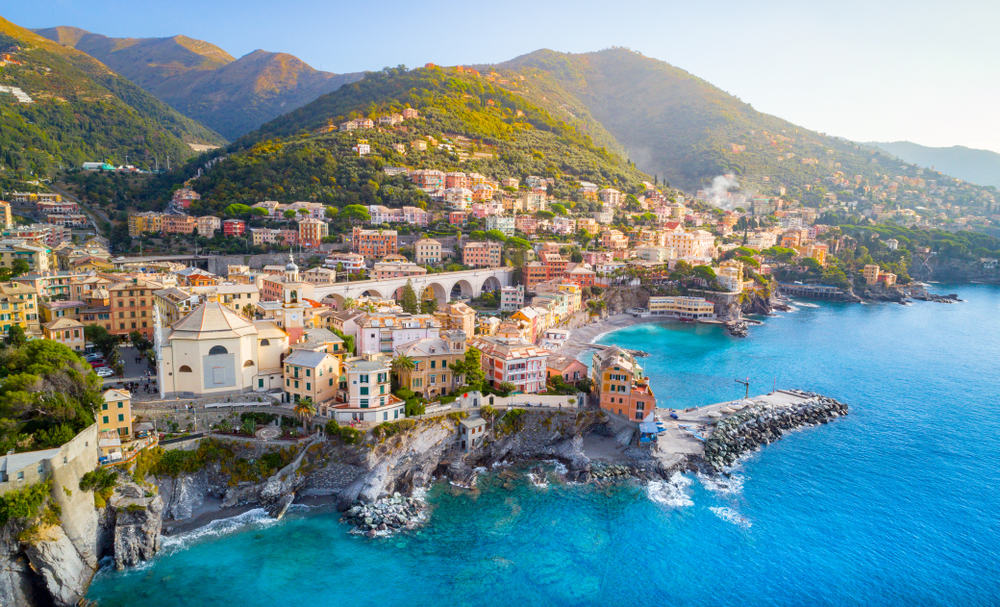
8 0 999 152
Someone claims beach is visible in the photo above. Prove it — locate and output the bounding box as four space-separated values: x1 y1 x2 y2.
557 313 651 358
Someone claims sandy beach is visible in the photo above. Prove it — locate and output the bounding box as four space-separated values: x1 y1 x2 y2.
558 313 654 359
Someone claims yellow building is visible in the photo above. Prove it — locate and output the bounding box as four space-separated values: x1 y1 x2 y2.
393 330 467 398
0 201 12 229
100 389 133 440
43 317 85 351
127 212 164 237
0 243 52 274
0 281 40 335
863 264 881 285
282 349 341 407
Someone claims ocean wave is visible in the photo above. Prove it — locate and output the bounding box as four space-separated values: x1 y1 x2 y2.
161 508 278 555
646 472 694 508
709 506 752 529
696 471 745 496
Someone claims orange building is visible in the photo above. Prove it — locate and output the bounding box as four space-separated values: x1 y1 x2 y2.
352 227 398 258
591 347 656 422
462 241 502 268
109 278 160 338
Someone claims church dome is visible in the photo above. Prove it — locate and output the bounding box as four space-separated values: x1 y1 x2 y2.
169 301 258 340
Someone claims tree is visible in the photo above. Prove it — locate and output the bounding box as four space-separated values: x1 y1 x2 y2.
294 398 316 431
497 381 516 396
241 303 255 319
129 331 152 352
3 325 26 348
391 355 415 373
283 209 297 220
400 281 418 313
324 206 339 219
10 259 30 278
341 204 370 225
84 324 117 357
420 298 438 314
453 347 485 389
297 208 310 217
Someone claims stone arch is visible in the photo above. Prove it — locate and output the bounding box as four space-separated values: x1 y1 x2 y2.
209 345 228 355
482 276 501 293
450 279 473 300
361 288 385 299
260 338 270 346
178 365 192 373
422 283 448 306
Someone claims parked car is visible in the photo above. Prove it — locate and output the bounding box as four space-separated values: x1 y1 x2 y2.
95 367 114 377
90 360 107 368
84 353 103 361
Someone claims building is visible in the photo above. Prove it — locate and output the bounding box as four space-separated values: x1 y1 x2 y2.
157 300 283 398
471 336 550 394
863 264 882 285
599 188 624 206
0 201 11 229
197 216 221 238
302 267 337 284
371 261 428 280
352 227 398 258
329 355 405 423
462 241 502 268
162 214 198 235
414 238 442 265
324 252 366 273
298 218 329 247
0 242 52 274
458 417 487 451
109 278 159 338
485 215 515 236
42 317 85 351
222 219 246 237
393 330 467 398
716 260 748 293
0 281 40 335
436 302 476 337
647 296 716 320
546 354 588 384
591 347 656 422
100 389 133 440
357 313 441 355
128 212 164 237
282 349 341 406
499 284 524 311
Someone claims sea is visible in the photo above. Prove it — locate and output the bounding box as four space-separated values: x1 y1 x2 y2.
88 284 1000 606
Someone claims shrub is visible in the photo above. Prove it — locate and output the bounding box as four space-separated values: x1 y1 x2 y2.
0 481 50 525
79 467 117 493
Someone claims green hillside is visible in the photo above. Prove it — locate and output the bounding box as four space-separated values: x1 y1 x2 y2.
183 65 655 212
36 26 364 139
495 48 997 215
0 16 222 183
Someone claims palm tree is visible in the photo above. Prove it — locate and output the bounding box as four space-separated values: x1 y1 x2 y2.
294 398 316 432
391 355 415 373
241 303 255 319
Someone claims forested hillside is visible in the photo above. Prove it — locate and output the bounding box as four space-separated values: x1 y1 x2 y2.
0 17 222 184
182 66 656 213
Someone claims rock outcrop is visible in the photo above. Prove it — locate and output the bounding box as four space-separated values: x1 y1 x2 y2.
110 483 164 569
22 524 94 606
341 493 428 536
703 392 848 470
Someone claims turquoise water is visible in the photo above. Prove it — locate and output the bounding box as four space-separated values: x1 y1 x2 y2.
89 285 1000 606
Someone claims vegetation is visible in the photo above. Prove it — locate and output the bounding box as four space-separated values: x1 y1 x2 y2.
0 340 102 453
0 17 221 183
0 480 51 526
135 439 296 485
324 420 362 444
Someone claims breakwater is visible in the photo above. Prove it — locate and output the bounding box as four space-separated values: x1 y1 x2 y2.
703 390 849 470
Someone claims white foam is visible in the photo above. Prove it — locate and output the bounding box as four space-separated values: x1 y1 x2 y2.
528 471 549 489
161 508 278 555
797 302 820 308
696 471 746 496
646 472 694 508
710 506 752 529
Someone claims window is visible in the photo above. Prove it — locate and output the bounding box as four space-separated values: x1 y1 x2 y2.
306 369 311 377
178 365 192 372
306 383 311 391
359 374 369 383
261 339 270 346
259 379 264 388
102 403 108 410
360 399 368 408
430 360 436 369
118 414 124 422
209 345 228 355
102 416 109 424
360 387 368 395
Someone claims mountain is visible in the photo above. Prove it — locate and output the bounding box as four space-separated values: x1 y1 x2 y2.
0 16 222 182
491 48 997 214
36 26 364 139
868 141 1000 189
181 65 654 212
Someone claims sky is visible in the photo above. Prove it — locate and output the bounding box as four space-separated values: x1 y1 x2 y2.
7 0 999 153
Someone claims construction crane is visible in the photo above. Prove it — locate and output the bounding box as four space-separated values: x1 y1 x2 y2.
735 377 750 399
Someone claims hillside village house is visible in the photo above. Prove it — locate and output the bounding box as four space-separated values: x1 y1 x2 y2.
325 355 405 423
357 313 441 355
42 317 85 351
471 336 550 394
282 349 341 406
